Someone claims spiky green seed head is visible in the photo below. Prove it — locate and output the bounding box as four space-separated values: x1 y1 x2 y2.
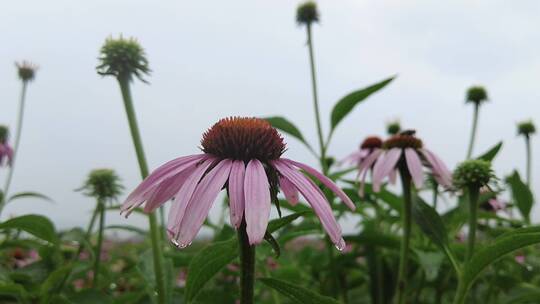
466 86 488 104
453 159 493 189
80 169 123 200
296 1 319 25
15 61 37 82
386 120 401 135
96 35 150 83
517 120 536 137
0 126 8 143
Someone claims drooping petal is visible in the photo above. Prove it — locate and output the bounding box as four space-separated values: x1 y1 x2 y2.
121 154 208 215
405 148 424 188
273 160 344 249
282 159 355 211
167 158 216 233
143 171 190 213
339 150 367 166
388 169 397 185
279 176 299 205
372 149 402 192
229 160 246 229
357 148 383 177
244 159 272 245
173 159 233 247
421 149 452 187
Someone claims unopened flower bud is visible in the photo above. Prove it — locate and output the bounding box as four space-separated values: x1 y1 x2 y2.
466 86 488 105
296 2 319 25
386 120 401 135
15 61 38 82
453 159 493 189
79 169 123 201
517 120 536 137
96 35 150 82
0 125 8 143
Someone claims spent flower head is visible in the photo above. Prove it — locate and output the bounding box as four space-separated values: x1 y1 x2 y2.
453 159 494 189
517 120 536 137
466 86 488 105
296 1 319 25
96 35 150 82
15 61 38 82
79 169 123 201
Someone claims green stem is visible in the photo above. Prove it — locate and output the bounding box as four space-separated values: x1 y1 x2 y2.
452 279 468 304
466 103 479 159
395 166 412 304
466 186 479 262
525 135 532 186
432 183 439 210
118 77 166 304
92 198 105 287
86 202 100 238
0 81 28 216
306 23 327 174
237 221 255 304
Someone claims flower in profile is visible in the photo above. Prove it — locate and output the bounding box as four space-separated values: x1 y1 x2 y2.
517 120 536 138
367 130 452 192
78 169 123 201
296 1 319 25
466 86 488 105
386 120 401 135
121 117 355 249
96 35 151 83
15 61 38 82
0 125 14 167
342 136 384 195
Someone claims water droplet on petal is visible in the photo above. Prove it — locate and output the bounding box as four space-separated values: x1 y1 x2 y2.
335 238 346 251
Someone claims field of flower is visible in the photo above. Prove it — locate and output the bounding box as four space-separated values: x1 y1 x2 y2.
0 2 539 304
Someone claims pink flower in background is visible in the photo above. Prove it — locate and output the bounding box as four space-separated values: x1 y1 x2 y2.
0 142 13 167
367 131 452 192
342 136 384 196
515 254 526 265
10 248 39 268
122 117 355 250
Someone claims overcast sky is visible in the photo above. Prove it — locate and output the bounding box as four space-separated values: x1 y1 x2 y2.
1 0 539 234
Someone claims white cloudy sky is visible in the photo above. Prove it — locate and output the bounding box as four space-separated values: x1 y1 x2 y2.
0 1 539 233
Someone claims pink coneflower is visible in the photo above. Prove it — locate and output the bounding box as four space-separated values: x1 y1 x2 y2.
0 126 13 167
121 117 355 249
479 189 506 212
342 136 384 195
368 131 452 192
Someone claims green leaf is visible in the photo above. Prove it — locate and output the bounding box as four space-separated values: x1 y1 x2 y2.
105 224 146 235
8 191 53 204
0 282 30 304
0 214 58 244
330 76 395 131
506 170 534 222
69 289 113 304
264 116 312 149
414 250 445 282
259 278 340 304
264 231 281 258
267 211 310 233
462 226 540 293
476 141 503 162
185 238 238 302
39 264 73 304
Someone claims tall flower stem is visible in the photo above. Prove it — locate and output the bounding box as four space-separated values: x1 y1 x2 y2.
118 77 166 304
0 81 28 216
237 220 255 304
466 186 480 261
305 23 327 173
395 165 413 304
92 198 105 287
466 103 479 159
525 135 532 185
432 183 439 210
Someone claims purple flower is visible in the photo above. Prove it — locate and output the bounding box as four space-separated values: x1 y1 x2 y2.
366 132 452 192
0 142 13 167
342 136 384 196
122 117 355 249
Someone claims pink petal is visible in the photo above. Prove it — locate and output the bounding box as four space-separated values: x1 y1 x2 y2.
282 159 355 211
388 169 397 185
273 160 344 249
167 158 216 233
405 148 424 189
279 176 299 205
143 171 190 213
372 149 402 192
357 149 383 177
228 160 246 229
421 149 452 188
244 159 272 245
173 159 233 247
340 150 366 166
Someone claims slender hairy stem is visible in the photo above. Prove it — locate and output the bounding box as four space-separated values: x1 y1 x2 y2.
466 103 479 159
92 198 105 287
0 81 28 216
466 186 479 262
306 23 327 174
395 166 413 304
237 221 255 304
525 135 532 186
118 77 166 304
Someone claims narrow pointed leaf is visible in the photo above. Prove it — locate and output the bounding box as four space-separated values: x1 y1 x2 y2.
506 170 534 222
476 141 503 162
330 76 395 131
8 191 53 204
264 116 312 149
